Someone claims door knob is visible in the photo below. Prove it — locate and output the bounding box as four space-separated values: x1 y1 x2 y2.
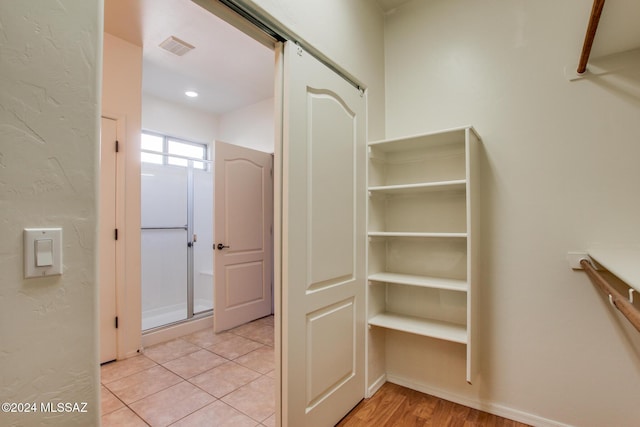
217 243 230 250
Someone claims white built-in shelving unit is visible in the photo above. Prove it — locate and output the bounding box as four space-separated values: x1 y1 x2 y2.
367 126 480 383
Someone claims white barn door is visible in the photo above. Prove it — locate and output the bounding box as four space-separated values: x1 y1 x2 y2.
280 41 366 426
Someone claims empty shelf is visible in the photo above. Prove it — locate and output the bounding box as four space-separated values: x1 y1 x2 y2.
368 232 467 238
369 126 477 152
369 180 466 195
369 312 467 344
368 272 468 292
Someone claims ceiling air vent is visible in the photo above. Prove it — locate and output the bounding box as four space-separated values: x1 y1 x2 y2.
158 36 195 56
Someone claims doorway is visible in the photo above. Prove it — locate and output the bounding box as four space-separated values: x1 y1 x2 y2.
101 0 276 354
136 0 276 334
102 0 368 425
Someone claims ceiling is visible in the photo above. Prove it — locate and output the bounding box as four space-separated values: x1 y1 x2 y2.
102 0 413 115
104 0 640 116
373 0 640 57
372 0 640 57
105 0 274 115
102 0 419 116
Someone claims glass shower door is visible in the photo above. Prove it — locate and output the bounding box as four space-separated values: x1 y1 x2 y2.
141 163 189 330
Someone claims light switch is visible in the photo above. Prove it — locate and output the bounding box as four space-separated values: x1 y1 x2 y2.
35 239 54 267
24 228 63 278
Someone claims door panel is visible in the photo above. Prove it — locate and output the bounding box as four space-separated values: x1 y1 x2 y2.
308 91 356 290
226 159 264 251
214 141 273 332
307 298 356 408
99 117 117 364
281 41 366 426
225 261 265 306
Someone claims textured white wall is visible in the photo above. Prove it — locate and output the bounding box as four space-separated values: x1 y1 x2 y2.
0 1 101 425
246 0 386 141
218 98 274 153
383 1 640 426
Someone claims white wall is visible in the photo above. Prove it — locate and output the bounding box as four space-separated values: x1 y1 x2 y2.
218 97 274 153
103 32 143 359
0 1 101 425
383 1 640 426
246 0 386 141
142 93 219 144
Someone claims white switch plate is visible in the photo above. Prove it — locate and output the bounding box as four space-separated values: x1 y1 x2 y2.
24 228 62 278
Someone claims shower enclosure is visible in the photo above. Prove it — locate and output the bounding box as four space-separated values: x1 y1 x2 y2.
140 133 214 331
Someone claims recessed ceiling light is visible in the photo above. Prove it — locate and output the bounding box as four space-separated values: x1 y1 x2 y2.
185 91 198 98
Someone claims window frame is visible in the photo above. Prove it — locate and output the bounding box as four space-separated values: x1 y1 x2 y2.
141 130 210 171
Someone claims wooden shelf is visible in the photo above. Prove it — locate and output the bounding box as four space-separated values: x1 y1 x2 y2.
368 180 466 195
588 246 640 293
368 312 467 344
368 232 467 238
368 272 468 292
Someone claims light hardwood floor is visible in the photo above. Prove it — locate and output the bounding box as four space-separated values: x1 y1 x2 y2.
337 382 531 427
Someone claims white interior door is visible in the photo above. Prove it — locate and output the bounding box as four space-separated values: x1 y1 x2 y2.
99 117 118 363
214 141 273 332
280 41 367 426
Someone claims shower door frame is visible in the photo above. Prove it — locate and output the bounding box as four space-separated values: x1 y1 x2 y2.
141 147 214 332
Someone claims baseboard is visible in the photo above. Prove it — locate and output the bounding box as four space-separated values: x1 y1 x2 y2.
386 374 574 427
367 373 387 398
141 315 213 348
121 348 142 360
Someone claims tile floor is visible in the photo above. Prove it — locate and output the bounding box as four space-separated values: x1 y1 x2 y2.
101 315 275 427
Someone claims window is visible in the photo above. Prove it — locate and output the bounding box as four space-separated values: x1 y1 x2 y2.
141 131 208 170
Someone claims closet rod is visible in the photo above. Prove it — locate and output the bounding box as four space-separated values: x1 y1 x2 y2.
577 0 606 74
580 259 640 333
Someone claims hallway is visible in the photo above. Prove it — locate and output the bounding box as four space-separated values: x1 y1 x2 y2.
101 316 274 426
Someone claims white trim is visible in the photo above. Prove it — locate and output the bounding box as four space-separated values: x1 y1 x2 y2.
101 112 136 360
367 373 386 398
272 41 284 427
386 375 575 427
